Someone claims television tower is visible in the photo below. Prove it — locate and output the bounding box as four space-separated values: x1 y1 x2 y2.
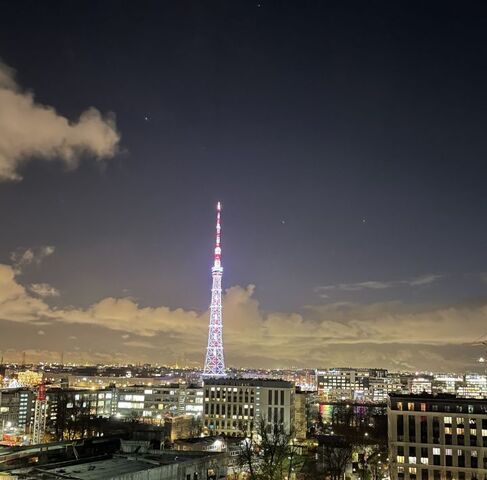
203 202 226 377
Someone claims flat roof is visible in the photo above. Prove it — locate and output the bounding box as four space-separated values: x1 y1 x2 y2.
41 457 159 480
389 393 487 403
203 378 293 388
36 452 222 480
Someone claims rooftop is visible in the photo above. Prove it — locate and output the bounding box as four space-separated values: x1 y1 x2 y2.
23 451 224 480
203 377 293 388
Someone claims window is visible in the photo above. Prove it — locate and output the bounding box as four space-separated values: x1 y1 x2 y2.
444 416 452 425
408 402 415 411
433 448 440 455
409 415 416 441
432 417 440 444
397 456 405 463
397 415 404 441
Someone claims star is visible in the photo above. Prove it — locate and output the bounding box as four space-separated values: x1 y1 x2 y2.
362 218 366 223
144 115 150 121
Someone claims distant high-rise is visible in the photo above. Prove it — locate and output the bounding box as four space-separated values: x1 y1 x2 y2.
203 202 226 377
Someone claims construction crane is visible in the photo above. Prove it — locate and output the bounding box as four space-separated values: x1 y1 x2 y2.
32 383 47 444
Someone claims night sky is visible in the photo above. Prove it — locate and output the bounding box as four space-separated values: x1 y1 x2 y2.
1 1 487 370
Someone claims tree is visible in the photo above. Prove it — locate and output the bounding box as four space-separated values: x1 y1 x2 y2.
319 443 353 480
236 418 302 480
189 415 203 438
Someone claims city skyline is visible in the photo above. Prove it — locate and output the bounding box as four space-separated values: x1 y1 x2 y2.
1 2 487 371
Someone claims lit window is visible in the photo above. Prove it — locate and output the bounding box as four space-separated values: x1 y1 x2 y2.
433 448 440 455
408 403 415 411
421 458 428 465
445 449 452 456
397 456 405 463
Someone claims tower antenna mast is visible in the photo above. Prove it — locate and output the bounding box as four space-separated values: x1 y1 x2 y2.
203 202 226 377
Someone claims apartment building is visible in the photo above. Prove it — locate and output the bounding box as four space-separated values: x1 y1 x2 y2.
388 393 487 480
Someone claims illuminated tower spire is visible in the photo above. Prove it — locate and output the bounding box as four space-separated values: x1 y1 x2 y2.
203 202 226 377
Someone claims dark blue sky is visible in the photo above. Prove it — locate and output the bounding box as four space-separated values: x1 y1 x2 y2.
0 1 487 368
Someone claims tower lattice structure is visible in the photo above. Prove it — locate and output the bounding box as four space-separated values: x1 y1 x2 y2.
203 202 226 377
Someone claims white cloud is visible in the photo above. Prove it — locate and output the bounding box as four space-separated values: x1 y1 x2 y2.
29 283 60 297
0 262 484 370
316 273 443 293
408 274 443 286
10 246 55 272
0 60 120 181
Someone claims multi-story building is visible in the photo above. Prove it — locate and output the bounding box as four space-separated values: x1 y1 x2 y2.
316 368 388 401
409 376 434 395
388 393 487 480
0 388 35 432
433 375 464 396
294 390 308 439
457 375 487 399
114 384 203 420
46 387 117 433
203 378 295 436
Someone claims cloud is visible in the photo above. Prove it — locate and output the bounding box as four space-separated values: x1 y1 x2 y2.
123 340 157 349
10 246 55 272
316 273 443 293
0 60 120 181
0 262 484 371
29 283 60 297
408 274 443 286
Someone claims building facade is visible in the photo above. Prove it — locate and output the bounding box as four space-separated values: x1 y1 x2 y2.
203 378 295 436
316 368 389 401
388 394 487 480
0 388 35 432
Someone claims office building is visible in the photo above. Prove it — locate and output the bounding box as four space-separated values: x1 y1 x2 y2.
203 378 295 436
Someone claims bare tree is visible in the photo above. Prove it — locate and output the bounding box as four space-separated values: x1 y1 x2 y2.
319 443 353 480
237 418 301 480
